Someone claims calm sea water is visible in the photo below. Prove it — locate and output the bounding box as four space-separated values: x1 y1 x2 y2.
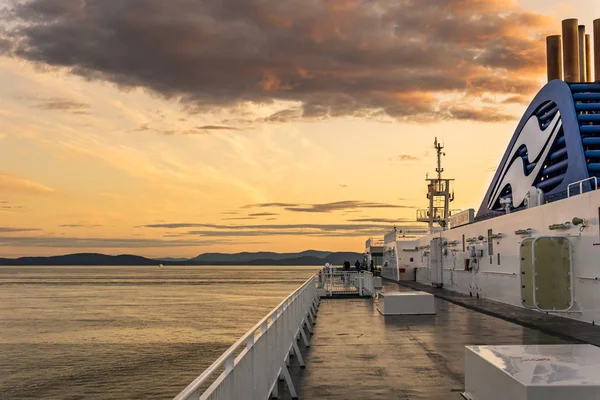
0 265 318 400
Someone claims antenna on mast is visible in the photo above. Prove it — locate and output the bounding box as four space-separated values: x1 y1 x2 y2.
416 137 455 232
435 137 444 181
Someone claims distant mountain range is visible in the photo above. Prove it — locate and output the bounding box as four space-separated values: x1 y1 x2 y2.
0 251 363 266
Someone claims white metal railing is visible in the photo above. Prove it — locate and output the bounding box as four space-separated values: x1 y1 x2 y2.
568 176 598 197
322 269 374 297
174 274 319 400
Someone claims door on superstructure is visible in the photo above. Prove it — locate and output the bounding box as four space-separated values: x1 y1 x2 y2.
520 238 535 308
532 237 573 311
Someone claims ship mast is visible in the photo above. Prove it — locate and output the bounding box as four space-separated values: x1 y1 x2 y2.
416 138 455 231
435 137 443 181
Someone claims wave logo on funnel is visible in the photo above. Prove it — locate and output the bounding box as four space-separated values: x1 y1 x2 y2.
488 111 562 209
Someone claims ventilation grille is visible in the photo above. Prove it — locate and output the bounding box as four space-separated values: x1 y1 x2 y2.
570 83 600 178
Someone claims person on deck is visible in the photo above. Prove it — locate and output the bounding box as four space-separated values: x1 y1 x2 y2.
355 260 360 270
370 260 374 273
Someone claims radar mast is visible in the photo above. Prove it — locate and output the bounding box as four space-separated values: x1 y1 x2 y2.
416 138 455 231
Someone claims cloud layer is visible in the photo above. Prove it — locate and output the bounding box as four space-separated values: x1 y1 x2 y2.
2 0 550 122
142 221 423 238
244 200 412 213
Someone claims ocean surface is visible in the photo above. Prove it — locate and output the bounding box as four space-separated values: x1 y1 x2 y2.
0 265 318 399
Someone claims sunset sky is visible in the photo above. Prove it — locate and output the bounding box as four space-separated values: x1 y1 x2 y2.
0 0 599 257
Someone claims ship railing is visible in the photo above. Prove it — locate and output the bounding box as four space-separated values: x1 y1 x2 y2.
173 274 319 400
322 269 374 297
568 177 598 197
368 238 385 247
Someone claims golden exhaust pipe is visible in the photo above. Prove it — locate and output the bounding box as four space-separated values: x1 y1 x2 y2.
562 19 580 82
595 19 600 82
579 25 587 81
546 35 563 81
585 34 592 82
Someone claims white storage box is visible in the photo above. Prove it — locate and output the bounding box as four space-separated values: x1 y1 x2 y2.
373 277 382 288
377 291 435 315
464 345 600 400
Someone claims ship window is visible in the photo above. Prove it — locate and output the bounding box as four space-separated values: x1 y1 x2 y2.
462 234 465 252
497 253 501 265
410 257 414 262
487 229 493 255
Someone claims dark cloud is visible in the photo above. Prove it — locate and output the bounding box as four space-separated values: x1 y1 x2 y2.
2 0 550 123
238 200 415 213
141 220 428 238
222 216 257 221
185 223 426 237
0 226 40 232
144 222 377 230
187 230 383 237
243 202 300 208
58 224 102 227
284 201 413 213
197 125 239 131
347 218 408 224
248 212 279 216
446 105 514 122
39 100 89 111
25 96 90 114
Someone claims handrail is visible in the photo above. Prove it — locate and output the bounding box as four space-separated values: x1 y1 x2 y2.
173 274 318 400
568 176 598 197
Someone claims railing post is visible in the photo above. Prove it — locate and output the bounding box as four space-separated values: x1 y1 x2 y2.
359 274 363 296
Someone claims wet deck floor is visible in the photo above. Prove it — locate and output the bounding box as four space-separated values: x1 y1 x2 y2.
284 282 572 400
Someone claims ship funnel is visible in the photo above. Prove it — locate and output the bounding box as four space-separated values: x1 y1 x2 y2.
585 34 592 82
595 19 600 81
548 19 600 83
546 35 563 81
562 19 580 82
578 25 587 81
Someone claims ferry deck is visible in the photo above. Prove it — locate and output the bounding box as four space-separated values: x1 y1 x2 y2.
280 281 589 400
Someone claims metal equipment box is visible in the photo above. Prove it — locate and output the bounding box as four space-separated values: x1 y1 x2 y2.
377 291 435 315
373 277 382 288
464 345 600 400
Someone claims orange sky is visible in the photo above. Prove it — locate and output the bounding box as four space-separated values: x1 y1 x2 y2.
0 0 599 257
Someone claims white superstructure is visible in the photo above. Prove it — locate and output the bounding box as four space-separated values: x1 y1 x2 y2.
372 140 600 325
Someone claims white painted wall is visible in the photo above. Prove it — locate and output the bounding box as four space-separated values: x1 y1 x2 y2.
388 190 600 324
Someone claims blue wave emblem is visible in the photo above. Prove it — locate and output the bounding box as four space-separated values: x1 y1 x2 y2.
488 112 562 209
476 79 592 219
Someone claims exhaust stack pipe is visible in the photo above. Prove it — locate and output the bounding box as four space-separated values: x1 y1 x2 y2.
562 19 580 82
546 35 563 81
595 18 600 82
585 34 592 82
579 25 587 81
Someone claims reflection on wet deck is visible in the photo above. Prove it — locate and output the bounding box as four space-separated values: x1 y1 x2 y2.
284 283 571 400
